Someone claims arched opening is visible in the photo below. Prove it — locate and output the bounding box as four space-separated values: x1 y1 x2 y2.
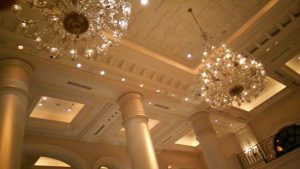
23 143 90 169
274 124 300 157
93 157 122 169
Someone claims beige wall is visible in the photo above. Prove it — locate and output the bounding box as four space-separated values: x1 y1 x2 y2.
249 90 300 141
23 134 206 169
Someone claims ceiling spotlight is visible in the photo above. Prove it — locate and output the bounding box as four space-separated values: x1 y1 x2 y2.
230 124 233 127
38 103 43 106
187 53 192 59
139 84 144 87
184 97 189 101
17 45 24 50
274 41 279 46
141 0 149 5
121 78 126 82
266 48 270 52
168 166 172 169
76 63 82 68
42 97 47 100
148 102 152 105
100 70 106 75
67 108 72 112
156 89 160 93
215 119 218 123
171 94 175 97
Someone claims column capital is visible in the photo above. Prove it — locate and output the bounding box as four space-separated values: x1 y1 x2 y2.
0 59 33 94
118 92 147 123
190 111 209 122
190 111 215 138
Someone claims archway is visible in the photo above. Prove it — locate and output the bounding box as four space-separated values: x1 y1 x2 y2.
93 157 122 169
23 143 90 169
274 124 300 157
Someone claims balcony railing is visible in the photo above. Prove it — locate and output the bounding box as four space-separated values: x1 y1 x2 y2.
237 136 276 169
237 123 300 169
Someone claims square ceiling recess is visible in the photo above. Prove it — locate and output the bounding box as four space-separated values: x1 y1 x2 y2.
175 130 199 147
285 54 300 75
30 96 84 123
233 76 286 111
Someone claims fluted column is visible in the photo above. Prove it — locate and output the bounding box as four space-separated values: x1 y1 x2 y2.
190 112 229 169
0 59 32 169
118 92 159 169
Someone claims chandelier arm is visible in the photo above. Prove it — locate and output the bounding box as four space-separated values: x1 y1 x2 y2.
90 33 104 54
41 31 58 49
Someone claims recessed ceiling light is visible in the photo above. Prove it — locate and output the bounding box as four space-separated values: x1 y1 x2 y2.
274 41 279 46
230 124 233 127
76 63 82 68
168 166 172 169
67 108 72 112
42 97 47 100
148 102 152 105
156 89 160 93
171 94 175 97
266 48 270 52
184 97 189 101
215 119 218 123
38 103 43 106
187 53 192 59
139 84 144 87
100 70 106 75
18 45 24 50
140 0 148 5
121 78 126 82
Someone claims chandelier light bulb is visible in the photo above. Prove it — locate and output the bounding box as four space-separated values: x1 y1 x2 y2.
12 0 132 60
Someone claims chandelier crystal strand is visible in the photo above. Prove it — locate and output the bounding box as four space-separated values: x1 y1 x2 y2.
188 8 266 109
12 0 131 60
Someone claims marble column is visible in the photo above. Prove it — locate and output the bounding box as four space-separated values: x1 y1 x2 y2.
0 59 32 169
118 92 159 169
190 112 229 169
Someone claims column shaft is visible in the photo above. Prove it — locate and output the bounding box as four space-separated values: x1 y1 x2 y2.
118 92 159 169
0 59 32 169
190 112 229 169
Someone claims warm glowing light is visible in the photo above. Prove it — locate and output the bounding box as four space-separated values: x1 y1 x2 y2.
187 53 192 58
156 89 160 93
141 0 148 5
18 45 24 50
139 84 144 87
121 78 126 82
99 70 106 75
76 63 82 68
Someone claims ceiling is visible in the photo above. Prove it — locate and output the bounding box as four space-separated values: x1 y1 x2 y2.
0 0 299 152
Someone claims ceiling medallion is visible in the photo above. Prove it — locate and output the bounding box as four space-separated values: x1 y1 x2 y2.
12 0 131 60
188 8 267 109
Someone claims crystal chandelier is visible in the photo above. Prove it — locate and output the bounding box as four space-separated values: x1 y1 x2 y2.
12 0 131 60
188 8 266 109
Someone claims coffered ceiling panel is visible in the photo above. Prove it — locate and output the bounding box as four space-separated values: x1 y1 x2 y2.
30 96 84 123
285 53 300 75
233 76 286 111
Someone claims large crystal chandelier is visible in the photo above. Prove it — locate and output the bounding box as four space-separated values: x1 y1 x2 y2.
12 0 131 60
188 8 266 109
